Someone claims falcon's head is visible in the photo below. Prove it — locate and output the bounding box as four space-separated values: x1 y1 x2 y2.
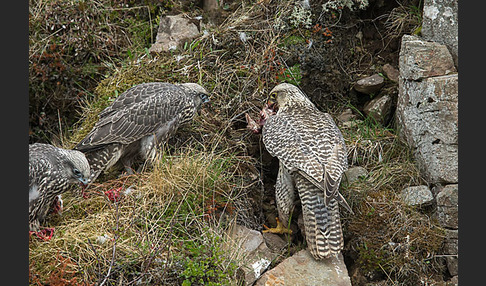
179 83 210 106
267 83 315 112
61 149 91 186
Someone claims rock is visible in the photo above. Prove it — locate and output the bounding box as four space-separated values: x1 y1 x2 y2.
341 119 363 129
353 74 384 95
436 184 458 229
400 185 434 206
450 275 458 285
344 166 368 185
363 94 392 125
336 108 357 123
382 63 399 82
149 15 200 53
396 74 458 184
399 35 456 81
254 250 352 286
228 224 280 286
262 232 288 253
443 229 458 276
422 0 458 67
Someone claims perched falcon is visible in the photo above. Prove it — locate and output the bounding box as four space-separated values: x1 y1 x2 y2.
74 82 210 183
29 143 90 231
261 83 353 259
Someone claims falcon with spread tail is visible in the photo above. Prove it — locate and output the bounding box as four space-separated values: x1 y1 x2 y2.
261 83 353 259
74 82 210 183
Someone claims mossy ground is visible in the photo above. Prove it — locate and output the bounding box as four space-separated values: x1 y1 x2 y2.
29 0 448 285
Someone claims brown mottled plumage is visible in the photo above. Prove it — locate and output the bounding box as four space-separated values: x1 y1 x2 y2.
262 83 352 259
29 143 90 231
74 82 210 183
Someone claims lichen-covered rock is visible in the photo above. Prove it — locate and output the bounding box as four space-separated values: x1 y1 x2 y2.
363 94 392 125
397 73 458 184
436 184 458 229
399 35 456 81
400 185 434 206
353 74 384 95
254 250 351 286
422 0 458 67
149 15 200 53
229 224 280 286
344 166 368 185
262 232 288 253
443 229 458 276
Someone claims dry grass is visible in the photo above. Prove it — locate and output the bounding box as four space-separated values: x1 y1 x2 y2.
384 1 423 38
29 146 252 284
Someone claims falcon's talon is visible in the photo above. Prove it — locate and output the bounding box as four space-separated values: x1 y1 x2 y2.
262 217 293 235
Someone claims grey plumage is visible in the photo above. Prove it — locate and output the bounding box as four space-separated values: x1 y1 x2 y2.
74 82 210 183
29 143 90 231
262 83 352 259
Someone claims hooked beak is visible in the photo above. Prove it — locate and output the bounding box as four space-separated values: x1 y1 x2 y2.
266 98 277 112
79 177 89 186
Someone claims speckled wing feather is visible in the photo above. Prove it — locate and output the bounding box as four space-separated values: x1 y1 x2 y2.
263 108 350 211
75 83 189 151
74 82 208 184
263 112 324 181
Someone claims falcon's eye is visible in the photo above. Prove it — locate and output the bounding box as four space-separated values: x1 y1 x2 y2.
270 92 277 100
73 168 82 177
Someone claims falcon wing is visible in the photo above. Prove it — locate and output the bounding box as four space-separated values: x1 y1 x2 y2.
262 112 324 181
263 109 350 211
75 83 187 151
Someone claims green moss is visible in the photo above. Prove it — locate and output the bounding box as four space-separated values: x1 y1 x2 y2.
276 64 302 86
280 35 306 46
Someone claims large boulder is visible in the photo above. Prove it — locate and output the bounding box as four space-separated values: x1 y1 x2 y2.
228 224 280 286
149 15 200 53
396 35 458 184
254 250 352 286
399 35 456 81
422 0 458 67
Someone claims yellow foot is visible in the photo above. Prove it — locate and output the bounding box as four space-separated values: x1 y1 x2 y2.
263 217 293 235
